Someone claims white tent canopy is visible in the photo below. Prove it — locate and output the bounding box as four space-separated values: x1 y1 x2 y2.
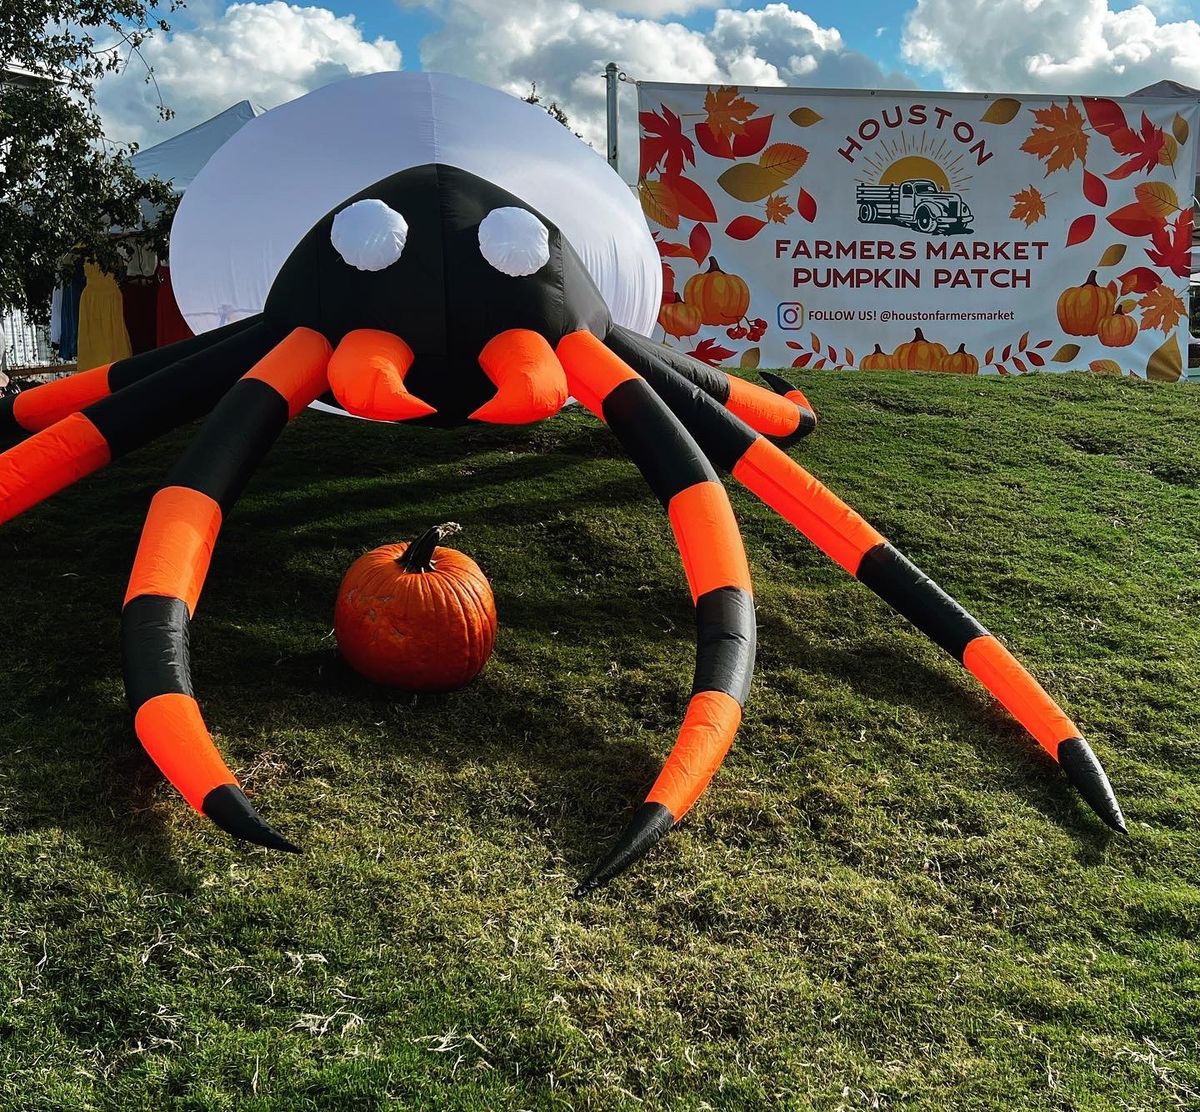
131 101 265 192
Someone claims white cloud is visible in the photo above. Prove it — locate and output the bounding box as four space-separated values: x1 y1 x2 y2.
902 0 1200 94
97 2 401 148
417 1 911 178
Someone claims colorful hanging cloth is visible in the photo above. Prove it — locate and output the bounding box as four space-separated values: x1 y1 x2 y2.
77 262 132 370
155 265 194 347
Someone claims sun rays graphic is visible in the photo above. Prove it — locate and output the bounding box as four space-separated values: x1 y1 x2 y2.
857 131 973 192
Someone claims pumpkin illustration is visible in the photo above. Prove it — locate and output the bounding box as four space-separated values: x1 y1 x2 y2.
1097 306 1137 348
859 343 893 371
892 328 948 371
942 343 980 374
657 293 703 339
1056 271 1115 337
683 258 751 326
335 522 497 690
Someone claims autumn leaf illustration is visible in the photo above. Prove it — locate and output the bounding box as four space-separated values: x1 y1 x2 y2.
653 234 693 258
1133 181 1182 220
661 175 718 223
717 162 790 202
1145 210 1193 278
981 98 1022 124
1138 284 1186 334
1009 185 1046 226
765 194 794 223
789 106 823 127
704 86 758 143
1105 113 1166 179
639 106 696 179
1083 97 1128 139
687 337 737 367
725 215 768 240
1020 100 1088 174
758 142 808 177
689 222 711 265
1146 333 1182 382
796 187 817 222
1117 266 1163 294
639 178 679 229
695 114 773 160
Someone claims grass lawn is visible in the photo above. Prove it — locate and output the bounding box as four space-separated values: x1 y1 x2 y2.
1 369 1198 1109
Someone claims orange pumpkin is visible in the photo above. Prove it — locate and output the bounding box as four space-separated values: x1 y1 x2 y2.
892 328 947 371
942 343 980 374
683 259 751 326
657 293 702 339
1097 306 1137 348
335 523 497 690
859 343 893 371
1056 271 1115 337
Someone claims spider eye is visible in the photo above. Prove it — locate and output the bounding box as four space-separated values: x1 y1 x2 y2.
331 199 408 271
478 207 550 277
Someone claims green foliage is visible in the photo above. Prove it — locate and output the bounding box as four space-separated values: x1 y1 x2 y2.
0 370 1197 1107
523 81 581 138
0 0 179 320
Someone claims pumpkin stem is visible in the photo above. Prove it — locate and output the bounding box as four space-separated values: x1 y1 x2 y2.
1084 270 1099 286
872 343 885 354
913 327 926 341
706 258 723 273
955 342 967 353
398 522 462 573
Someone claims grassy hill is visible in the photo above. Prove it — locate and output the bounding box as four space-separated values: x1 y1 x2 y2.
0 369 1197 1109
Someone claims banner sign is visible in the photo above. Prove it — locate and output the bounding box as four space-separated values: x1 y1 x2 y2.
637 82 1197 380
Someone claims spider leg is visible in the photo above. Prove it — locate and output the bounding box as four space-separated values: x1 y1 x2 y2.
618 336 1126 835
0 318 261 447
0 319 280 526
610 323 816 447
122 327 332 851
556 329 756 894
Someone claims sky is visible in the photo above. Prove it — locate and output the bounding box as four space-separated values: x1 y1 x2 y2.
95 0 1200 181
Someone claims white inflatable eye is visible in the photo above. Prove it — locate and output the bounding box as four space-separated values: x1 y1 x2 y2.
331 198 408 271
478 207 550 277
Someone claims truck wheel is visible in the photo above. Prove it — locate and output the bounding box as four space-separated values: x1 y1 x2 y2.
916 207 937 234
858 203 876 223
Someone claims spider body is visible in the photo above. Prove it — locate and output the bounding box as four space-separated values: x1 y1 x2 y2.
0 73 1125 893
265 164 609 425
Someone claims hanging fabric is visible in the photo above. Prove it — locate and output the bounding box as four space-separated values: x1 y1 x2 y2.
77 262 132 370
122 277 158 355
50 287 63 347
155 264 193 347
58 260 85 362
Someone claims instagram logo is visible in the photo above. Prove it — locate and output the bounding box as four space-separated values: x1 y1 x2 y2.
777 302 805 330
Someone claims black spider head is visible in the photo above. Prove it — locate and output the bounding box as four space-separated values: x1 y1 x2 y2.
263 164 611 425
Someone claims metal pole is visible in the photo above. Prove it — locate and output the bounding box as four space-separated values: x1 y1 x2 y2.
605 62 619 171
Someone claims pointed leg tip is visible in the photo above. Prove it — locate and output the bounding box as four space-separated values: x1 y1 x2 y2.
1057 737 1127 835
202 784 300 853
574 801 676 895
759 371 795 397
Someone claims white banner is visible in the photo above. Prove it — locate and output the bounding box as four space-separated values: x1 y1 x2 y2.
637 82 1197 380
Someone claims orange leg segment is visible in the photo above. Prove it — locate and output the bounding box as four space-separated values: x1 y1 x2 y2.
122 327 332 850
557 330 757 893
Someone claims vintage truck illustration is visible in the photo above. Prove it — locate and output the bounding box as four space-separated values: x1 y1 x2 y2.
856 179 974 235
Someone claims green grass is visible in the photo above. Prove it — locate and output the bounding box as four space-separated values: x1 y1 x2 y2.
1 369 1198 1109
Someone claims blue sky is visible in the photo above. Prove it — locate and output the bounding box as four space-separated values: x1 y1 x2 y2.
97 0 1200 176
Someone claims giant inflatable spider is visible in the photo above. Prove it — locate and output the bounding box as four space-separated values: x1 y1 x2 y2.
0 74 1124 893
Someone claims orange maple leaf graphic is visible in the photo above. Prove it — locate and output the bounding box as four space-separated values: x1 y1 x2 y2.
765 194 794 223
1020 100 1089 174
1138 283 1185 334
704 86 758 142
1009 185 1047 226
